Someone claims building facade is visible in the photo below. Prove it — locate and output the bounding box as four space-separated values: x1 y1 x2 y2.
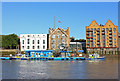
86 19 118 54
118 33 120 51
49 27 70 50
20 34 48 51
69 42 86 52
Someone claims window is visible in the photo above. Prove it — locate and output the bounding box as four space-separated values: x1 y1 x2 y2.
94 28 96 30
33 46 35 49
57 30 60 33
57 35 60 38
52 44 55 48
114 45 116 47
22 40 24 44
114 38 116 40
33 35 34 37
114 28 116 31
27 46 29 49
22 46 24 49
62 34 65 38
107 38 108 40
107 31 108 33
102 28 105 30
33 40 34 44
94 35 96 37
114 35 116 37
38 40 39 44
43 45 45 49
94 32 96 34
94 39 96 40
62 40 65 42
52 40 55 43
27 39 30 44
91 28 93 30
106 28 109 31
114 31 116 33
107 35 108 37
52 35 55 38
115 42 116 43
87 28 89 30
37 46 39 49
110 28 112 30
94 42 96 44
28 35 30 37
97 28 100 30
43 40 45 44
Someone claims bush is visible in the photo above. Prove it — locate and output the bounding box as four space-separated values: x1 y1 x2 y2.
53 49 61 57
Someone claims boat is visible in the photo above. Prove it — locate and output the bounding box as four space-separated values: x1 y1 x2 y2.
87 53 105 60
9 54 28 60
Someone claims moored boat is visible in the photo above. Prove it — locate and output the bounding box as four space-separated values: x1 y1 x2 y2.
87 53 105 60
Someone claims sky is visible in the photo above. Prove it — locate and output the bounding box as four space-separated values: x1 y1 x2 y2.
2 2 118 39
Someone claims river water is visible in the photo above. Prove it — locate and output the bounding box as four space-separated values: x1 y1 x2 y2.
1 57 118 79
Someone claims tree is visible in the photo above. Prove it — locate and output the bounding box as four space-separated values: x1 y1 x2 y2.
1 33 20 49
53 49 61 57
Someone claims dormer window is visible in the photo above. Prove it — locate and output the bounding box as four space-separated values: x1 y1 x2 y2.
52 35 55 38
57 30 60 33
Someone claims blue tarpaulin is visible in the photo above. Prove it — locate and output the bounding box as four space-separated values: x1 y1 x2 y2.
77 50 84 52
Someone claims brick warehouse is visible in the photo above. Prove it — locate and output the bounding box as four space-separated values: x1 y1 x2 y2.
48 27 70 50
86 19 118 54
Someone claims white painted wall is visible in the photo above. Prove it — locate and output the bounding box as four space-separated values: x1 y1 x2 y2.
20 34 47 51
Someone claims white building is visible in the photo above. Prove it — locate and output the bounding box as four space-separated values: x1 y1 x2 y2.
20 34 48 51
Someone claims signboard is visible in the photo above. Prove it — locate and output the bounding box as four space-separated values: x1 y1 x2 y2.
77 50 84 52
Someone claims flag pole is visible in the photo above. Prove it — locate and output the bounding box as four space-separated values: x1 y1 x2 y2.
54 16 55 29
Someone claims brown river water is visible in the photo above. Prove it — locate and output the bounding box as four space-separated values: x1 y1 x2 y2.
1 57 119 79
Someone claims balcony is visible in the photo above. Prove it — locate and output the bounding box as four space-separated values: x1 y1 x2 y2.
87 43 90 45
109 39 112 41
87 30 93 32
86 37 93 38
102 30 105 32
97 43 100 45
109 32 112 35
109 43 112 45
102 32 105 35
109 30 112 32
90 40 93 42
109 35 112 38
97 32 100 35
97 40 100 42
97 29 100 31
86 33 89 35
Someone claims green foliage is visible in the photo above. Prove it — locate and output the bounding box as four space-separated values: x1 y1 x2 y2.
53 49 61 57
70 37 86 42
1 34 20 49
